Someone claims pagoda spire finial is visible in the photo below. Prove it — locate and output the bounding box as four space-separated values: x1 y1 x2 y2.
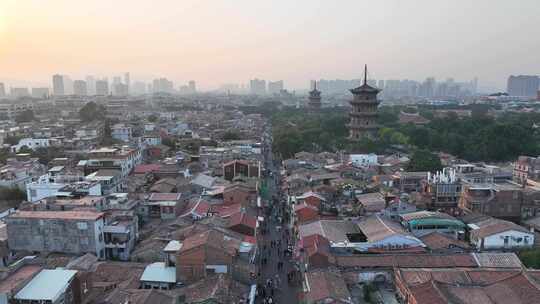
363 64 368 85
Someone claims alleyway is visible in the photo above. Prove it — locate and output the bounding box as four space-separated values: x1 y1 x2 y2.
256 139 299 304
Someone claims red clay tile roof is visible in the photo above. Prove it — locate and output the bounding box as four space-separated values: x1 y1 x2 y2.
336 253 478 268
179 229 240 257
470 218 530 240
407 280 448 304
398 268 540 304
148 193 181 201
419 232 470 251
228 212 257 229
9 210 104 221
133 164 161 174
210 203 242 218
0 265 42 293
304 269 351 303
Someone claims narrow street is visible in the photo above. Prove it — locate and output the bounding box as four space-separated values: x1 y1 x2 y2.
256 128 300 304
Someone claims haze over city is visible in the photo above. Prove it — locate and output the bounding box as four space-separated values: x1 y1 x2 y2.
2 0 540 90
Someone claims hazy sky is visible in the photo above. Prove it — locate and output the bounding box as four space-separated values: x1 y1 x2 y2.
1 0 539 90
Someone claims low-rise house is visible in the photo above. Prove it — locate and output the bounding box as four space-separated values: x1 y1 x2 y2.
350 153 378 168
293 191 326 210
392 171 427 193
356 192 386 215
149 178 177 193
26 171 97 202
459 181 525 222
419 231 470 253
222 159 260 182
6 210 106 259
294 203 319 224
417 168 462 213
111 124 133 142
180 273 250 304
394 267 540 304
227 212 257 236
140 262 176 290
103 211 139 261
302 269 352 304
14 268 78 304
0 264 42 303
400 211 466 238
466 216 534 250
297 234 333 270
223 183 257 207
179 197 210 220
176 229 253 283
0 158 45 190
381 199 416 220
513 155 540 184
100 289 175 304
10 138 52 153
82 146 142 179
139 193 184 220
298 216 425 254
190 173 216 193
86 169 123 194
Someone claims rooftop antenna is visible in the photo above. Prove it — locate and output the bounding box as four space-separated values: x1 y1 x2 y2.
363 64 368 86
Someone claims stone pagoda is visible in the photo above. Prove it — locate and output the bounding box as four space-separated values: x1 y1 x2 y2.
308 81 322 110
348 65 381 140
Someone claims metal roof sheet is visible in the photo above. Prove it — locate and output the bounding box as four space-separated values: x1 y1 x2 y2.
140 262 176 283
15 269 77 301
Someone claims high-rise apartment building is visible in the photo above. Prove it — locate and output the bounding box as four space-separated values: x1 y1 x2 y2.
250 79 266 95
188 80 196 93
507 75 540 97
31 88 50 98
152 78 174 93
113 83 128 96
131 81 146 95
96 79 109 95
10 88 30 98
63 76 73 95
0 83 5 97
73 80 87 96
124 73 130 94
85 76 96 95
268 80 284 95
52 74 64 96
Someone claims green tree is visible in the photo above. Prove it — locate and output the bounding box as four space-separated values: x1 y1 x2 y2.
162 137 177 150
79 102 106 122
31 147 65 165
0 186 26 204
100 119 114 145
222 131 241 141
147 114 159 123
407 149 443 172
15 110 35 123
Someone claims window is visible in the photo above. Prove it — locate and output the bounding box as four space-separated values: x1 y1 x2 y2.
80 237 89 245
77 222 88 230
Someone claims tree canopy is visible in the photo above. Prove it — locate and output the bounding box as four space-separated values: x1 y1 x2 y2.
79 102 106 122
407 149 443 172
15 110 35 123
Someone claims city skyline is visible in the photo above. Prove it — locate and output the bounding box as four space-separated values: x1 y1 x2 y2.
1 0 540 90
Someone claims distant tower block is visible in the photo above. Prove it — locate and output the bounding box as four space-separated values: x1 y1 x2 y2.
308 81 322 110
348 65 381 140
